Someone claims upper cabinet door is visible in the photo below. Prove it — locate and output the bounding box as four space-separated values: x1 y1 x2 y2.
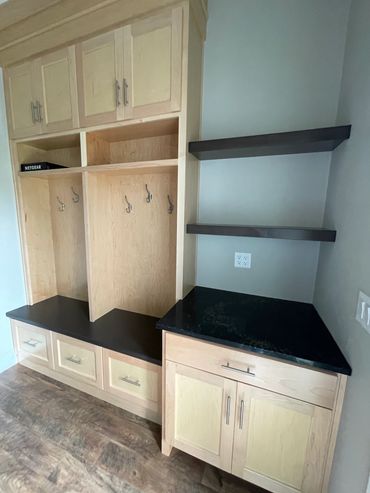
4 62 41 138
34 47 79 134
232 384 332 493
123 7 182 119
165 361 236 472
76 30 122 127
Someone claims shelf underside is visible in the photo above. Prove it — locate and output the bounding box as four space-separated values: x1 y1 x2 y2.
189 125 351 160
187 224 336 242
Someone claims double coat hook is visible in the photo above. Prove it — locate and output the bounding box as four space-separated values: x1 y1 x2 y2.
71 187 80 203
124 195 132 213
56 196 65 212
145 184 152 203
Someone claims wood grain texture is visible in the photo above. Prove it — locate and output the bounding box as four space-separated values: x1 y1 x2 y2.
0 365 266 493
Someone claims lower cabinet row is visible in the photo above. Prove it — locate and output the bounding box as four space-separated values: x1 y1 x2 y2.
10 319 161 423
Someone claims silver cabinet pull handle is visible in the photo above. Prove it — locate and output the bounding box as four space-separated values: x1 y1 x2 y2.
23 338 40 347
115 80 121 107
239 399 245 430
119 376 140 387
226 395 231 425
36 101 42 122
221 362 256 377
31 102 36 123
66 355 82 365
123 78 128 106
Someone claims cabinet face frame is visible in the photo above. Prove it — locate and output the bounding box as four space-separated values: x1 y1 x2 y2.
4 61 41 138
165 361 236 472
76 30 123 127
34 46 79 134
122 7 182 120
232 383 332 493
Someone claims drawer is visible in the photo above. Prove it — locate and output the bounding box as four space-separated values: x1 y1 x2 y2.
52 333 103 388
165 332 338 409
103 349 161 412
11 320 53 369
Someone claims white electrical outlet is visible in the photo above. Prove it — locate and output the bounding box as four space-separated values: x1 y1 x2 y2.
234 252 251 269
356 291 370 335
366 474 370 493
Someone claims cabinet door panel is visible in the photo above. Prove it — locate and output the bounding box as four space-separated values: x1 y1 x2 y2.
76 30 121 126
165 361 236 472
36 47 78 133
123 7 182 119
5 62 40 138
232 384 332 493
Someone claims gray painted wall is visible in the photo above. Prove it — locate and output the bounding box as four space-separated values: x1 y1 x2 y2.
197 0 351 302
0 68 26 373
314 0 370 491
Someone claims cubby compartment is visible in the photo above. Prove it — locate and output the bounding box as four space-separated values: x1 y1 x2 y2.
16 133 81 176
86 118 178 171
85 168 177 321
19 173 87 304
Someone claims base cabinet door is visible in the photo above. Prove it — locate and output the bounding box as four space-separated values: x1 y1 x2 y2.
34 47 79 133
4 62 41 138
165 361 236 472
232 384 332 493
123 7 182 119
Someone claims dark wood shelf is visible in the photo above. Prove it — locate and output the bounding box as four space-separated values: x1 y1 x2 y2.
187 224 336 242
189 125 351 160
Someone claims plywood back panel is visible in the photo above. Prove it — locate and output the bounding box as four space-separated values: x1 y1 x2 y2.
48 176 88 301
20 177 57 302
87 170 177 320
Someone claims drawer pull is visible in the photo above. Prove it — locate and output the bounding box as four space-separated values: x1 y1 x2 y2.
226 395 231 425
66 355 82 365
23 338 41 347
119 376 141 387
221 361 256 377
239 399 245 430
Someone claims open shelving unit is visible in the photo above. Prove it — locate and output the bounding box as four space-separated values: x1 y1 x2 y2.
187 125 351 242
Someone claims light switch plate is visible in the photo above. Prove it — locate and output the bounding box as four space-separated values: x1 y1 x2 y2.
356 291 370 335
234 252 251 269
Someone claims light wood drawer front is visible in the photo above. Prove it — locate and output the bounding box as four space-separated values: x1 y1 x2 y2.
12 321 52 368
53 334 103 388
103 349 160 410
165 333 337 409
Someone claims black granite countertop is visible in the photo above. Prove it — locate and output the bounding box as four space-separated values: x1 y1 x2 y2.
7 296 162 366
157 286 351 375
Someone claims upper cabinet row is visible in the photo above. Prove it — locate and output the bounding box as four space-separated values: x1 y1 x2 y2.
4 8 182 139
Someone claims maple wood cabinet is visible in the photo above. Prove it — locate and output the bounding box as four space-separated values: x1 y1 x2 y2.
5 47 78 138
162 332 347 493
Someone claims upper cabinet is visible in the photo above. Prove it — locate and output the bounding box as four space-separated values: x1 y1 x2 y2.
4 6 183 139
34 47 79 134
76 30 123 127
123 7 182 119
5 48 79 139
5 61 40 138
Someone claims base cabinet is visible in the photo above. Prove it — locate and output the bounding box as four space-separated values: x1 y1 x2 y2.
163 333 347 493
165 361 236 471
232 384 332 493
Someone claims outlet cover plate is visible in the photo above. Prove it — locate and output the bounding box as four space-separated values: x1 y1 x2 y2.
356 290 370 335
234 252 251 269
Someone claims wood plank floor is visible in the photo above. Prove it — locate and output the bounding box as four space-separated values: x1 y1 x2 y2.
0 365 268 493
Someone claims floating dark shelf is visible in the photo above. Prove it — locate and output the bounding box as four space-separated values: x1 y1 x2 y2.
187 224 336 242
189 125 351 160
